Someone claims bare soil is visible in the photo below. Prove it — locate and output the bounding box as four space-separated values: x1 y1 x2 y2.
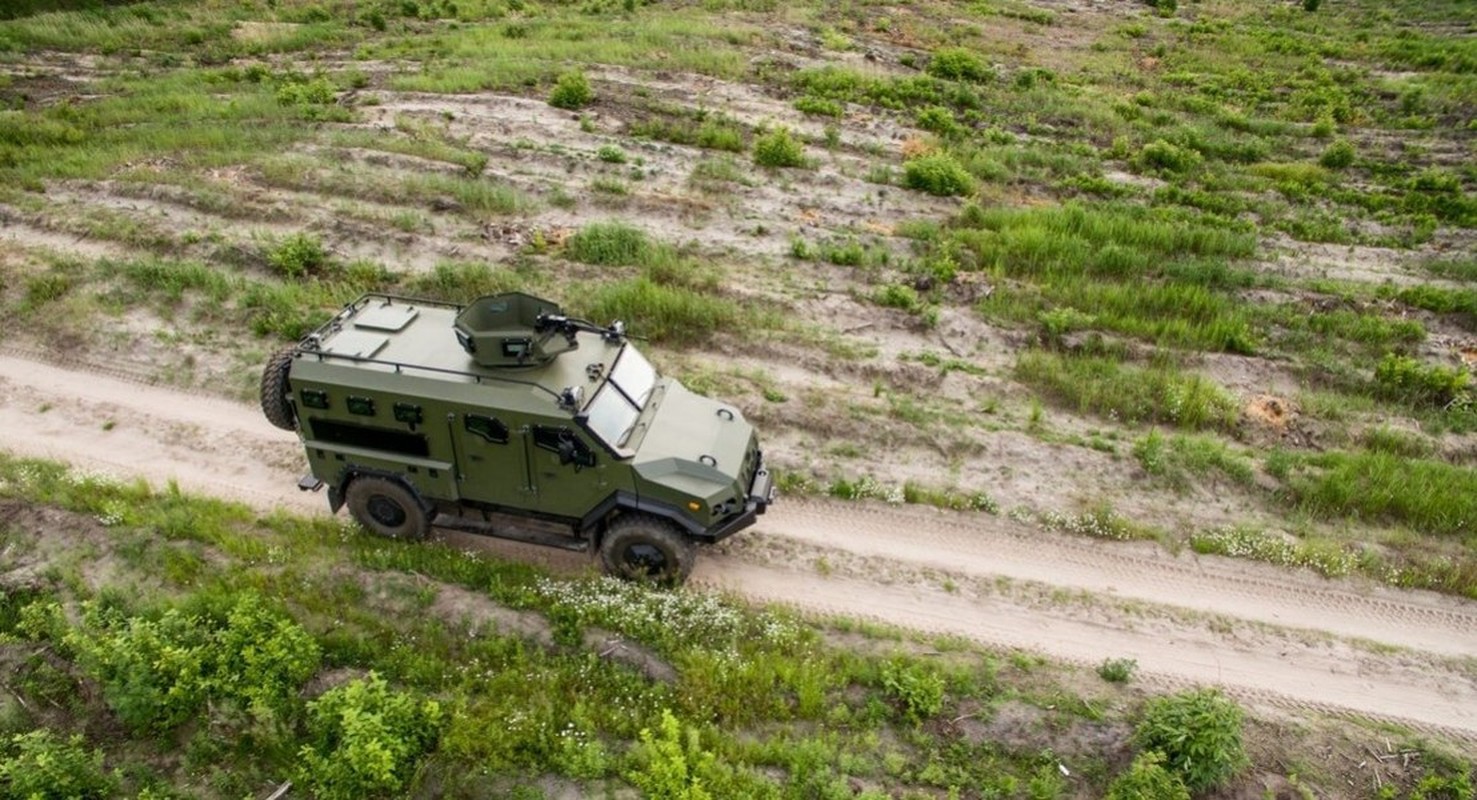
2 352 1474 747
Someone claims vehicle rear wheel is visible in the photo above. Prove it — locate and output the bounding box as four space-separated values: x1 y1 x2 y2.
260 347 297 432
599 515 695 585
345 476 431 541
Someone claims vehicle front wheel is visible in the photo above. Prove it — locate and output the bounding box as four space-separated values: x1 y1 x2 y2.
599 515 695 585
345 476 431 541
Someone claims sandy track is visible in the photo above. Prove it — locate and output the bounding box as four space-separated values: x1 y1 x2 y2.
1 352 1475 742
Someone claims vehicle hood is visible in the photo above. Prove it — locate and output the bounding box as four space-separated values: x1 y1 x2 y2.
631 380 756 496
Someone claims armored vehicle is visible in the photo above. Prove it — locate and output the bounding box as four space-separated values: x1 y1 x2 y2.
261 292 773 584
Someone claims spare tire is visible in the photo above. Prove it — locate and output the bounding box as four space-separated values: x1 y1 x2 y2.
260 347 298 431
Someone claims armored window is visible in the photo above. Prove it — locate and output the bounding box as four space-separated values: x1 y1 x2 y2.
532 425 596 468
300 389 329 410
346 396 375 417
393 402 423 426
308 419 430 457
465 414 509 444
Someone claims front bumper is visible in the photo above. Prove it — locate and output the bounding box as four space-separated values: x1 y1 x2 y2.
706 456 775 542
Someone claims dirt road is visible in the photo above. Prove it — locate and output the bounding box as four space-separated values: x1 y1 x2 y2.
2 351 1475 742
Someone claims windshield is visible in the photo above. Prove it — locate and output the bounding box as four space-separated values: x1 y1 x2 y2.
609 345 656 408
581 345 661 449
583 383 641 448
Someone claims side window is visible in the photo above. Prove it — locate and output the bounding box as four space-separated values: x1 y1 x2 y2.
465 414 509 444
532 426 596 468
346 396 375 417
300 389 329 410
393 402 423 426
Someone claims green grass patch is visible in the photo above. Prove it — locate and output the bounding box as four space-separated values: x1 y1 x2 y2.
1016 350 1239 431
1276 449 1477 539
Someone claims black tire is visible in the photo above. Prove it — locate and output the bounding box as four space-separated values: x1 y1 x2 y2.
260 347 298 432
345 477 431 541
599 515 695 585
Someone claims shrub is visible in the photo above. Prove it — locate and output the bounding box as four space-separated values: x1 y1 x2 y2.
1319 139 1356 169
753 127 806 168
874 283 921 311
915 105 960 137
297 673 443 800
794 95 843 118
596 144 627 163
549 70 594 110
268 232 330 278
881 660 944 723
584 278 738 344
65 594 321 732
1134 140 1202 175
565 221 655 266
1374 353 1469 408
0 730 117 800
927 47 991 82
1097 657 1138 683
903 153 974 196
1106 751 1190 800
1133 688 1247 792
626 709 716 800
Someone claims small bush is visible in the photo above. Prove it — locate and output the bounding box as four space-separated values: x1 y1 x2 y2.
0 730 117 800
753 127 806 168
881 660 944 723
565 221 655 266
268 233 330 278
1134 140 1202 175
1106 751 1190 800
549 70 594 110
1374 353 1469 408
794 95 843 118
1319 139 1356 169
874 283 921 311
1133 688 1247 792
625 709 716 800
1097 657 1138 683
584 278 739 344
297 673 443 800
915 105 960 137
903 153 974 196
596 144 627 163
927 47 991 82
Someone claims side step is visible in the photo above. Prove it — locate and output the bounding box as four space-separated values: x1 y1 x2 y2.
432 513 591 553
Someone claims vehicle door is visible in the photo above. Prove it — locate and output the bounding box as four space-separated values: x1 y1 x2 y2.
454 411 534 509
527 424 618 519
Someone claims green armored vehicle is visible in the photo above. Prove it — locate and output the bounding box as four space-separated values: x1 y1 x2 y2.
260 292 773 583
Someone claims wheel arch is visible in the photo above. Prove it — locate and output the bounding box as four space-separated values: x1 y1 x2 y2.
580 491 707 545
330 466 430 515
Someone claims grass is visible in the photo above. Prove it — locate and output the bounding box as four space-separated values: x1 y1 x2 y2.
6 455 1362 797
1015 350 1240 432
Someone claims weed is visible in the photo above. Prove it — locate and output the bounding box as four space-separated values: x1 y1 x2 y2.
565 221 658 266
1319 139 1356 169
1133 140 1202 176
1016 351 1239 432
1097 658 1138 684
549 70 594 110
597 144 627 163
927 48 991 82
298 673 443 800
267 232 329 279
753 127 806 168
903 153 973 196
0 730 117 800
1106 751 1189 800
1373 354 1469 408
881 659 944 723
1134 688 1247 792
